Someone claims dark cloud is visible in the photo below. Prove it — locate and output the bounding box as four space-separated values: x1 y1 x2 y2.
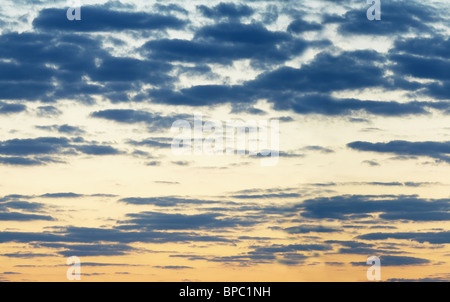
287 18 322 33
362 160 380 166
40 193 83 198
0 31 173 103
326 240 398 255
75 262 140 267
153 265 193 270
357 231 450 244
91 110 189 131
173 242 326 265
388 276 450 282
0 201 44 211
0 137 71 156
301 146 334 153
0 102 26 115
146 85 254 106
35 124 85 135
393 36 450 60
0 137 121 166
197 3 254 20
252 244 332 253
299 195 450 221
0 197 52 222
390 54 450 81
0 226 234 248
37 106 61 117
249 50 387 94
1 253 55 258
75 144 122 155
118 196 222 207
33 6 187 32
275 95 429 116
88 56 173 84
348 141 450 163
0 212 53 221
195 22 288 45
327 1 440 36
118 211 259 230
351 255 430 266
127 137 173 149
143 48 447 116
231 193 301 199
39 242 136 257
0 156 57 166
283 225 340 234
141 22 307 66
154 4 188 15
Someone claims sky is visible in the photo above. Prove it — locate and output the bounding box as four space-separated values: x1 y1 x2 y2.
0 0 449 282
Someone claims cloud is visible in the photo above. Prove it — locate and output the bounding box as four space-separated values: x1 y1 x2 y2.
118 211 259 230
388 276 450 282
275 95 429 116
0 225 235 250
0 156 57 166
249 50 387 95
195 22 289 46
197 3 254 20
33 6 187 32
75 144 122 155
299 195 450 221
91 110 189 131
362 160 380 166
118 196 222 207
252 244 332 254
390 54 450 81
0 252 55 258
0 196 53 222
75 262 141 267
283 225 340 234
153 265 193 270
37 106 62 117
172 242 327 265
143 48 449 116
35 124 85 135
88 56 173 84
0 201 44 211
326 240 400 255
0 137 122 166
327 1 440 36
0 31 173 103
0 212 53 221
141 22 307 66
0 137 71 156
39 193 83 198
351 255 430 266
357 231 450 244
287 18 322 33
39 242 136 257
393 36 450 60
231 193 301 199
0 102 26 115
127 137 173 149
154 4 188 15
348 141 450 163
387 35 450 100
300 146 334 153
